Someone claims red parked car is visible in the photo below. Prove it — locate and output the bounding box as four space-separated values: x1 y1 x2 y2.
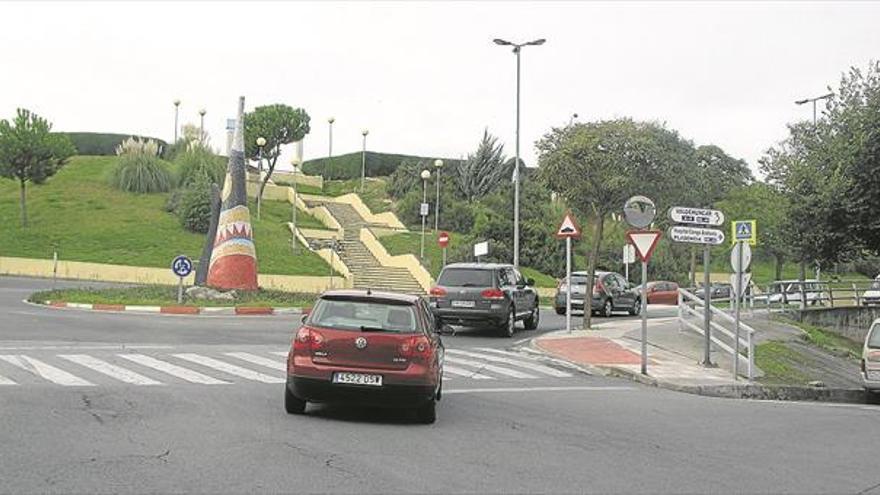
285 289 450 424
645 281 680 305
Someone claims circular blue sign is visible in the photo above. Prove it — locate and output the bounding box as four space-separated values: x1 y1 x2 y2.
171 255 193 278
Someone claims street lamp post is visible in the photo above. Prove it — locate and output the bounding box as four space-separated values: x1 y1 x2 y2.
434 159 443 232
326 117 335 182
173 99 181 143
291 154 302 254
361 129 369 192
198 108 207 140
420 169 431 259
255 137 267 220
795 92 834 128
493 37 545 268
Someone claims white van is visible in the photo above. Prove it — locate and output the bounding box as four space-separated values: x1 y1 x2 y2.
861 277 880 306
862 319 880 403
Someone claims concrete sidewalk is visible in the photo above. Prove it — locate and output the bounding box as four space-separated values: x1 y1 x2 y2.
532 315 737 387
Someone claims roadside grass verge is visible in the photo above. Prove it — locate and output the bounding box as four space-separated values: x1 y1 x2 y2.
754 342 814 385
775 317 862 360
29 286 317 308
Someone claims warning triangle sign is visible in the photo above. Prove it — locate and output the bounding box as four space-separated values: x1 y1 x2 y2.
556 211 582 239
626 230 662 263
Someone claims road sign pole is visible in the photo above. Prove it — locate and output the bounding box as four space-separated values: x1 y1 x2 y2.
641 259 648 375
177 276 184 305
702 245 712 367
442 247 447 267
734 240 743 380
566 236 572 334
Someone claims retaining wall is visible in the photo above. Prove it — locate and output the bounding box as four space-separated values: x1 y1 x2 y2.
792 306 880 342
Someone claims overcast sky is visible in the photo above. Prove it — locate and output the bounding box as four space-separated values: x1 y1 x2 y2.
2 1 878 174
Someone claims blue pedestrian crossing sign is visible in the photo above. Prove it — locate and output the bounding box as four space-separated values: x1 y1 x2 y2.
732 220 757 246
171 255 194 278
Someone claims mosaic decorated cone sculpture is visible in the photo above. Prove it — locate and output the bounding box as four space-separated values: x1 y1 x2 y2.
207 96 259 291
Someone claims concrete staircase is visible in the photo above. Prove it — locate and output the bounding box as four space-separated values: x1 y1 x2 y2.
309 202 424 294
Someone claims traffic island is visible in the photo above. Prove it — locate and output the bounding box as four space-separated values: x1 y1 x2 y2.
530 318 872 405
28 286 315 316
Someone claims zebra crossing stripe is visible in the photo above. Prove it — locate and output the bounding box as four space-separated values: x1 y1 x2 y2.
172 354 285 384
444 356 538 379
270 351 289 357
58 354 162 385
0 355 94 386
224 352 286 371
443 365 494 380
118 354 229 385
446 349 572 378
0 373 16 385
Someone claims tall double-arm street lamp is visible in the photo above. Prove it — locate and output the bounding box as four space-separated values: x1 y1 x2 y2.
361 129 369 192
493 37 545 268
326 117 335 181
434 159 443 232
173 99 181 143
420 169 431 259
255 137 267 220
198 108 207 139
795 93 834 127
291 143 303 254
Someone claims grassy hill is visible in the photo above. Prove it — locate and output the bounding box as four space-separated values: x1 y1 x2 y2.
0 156 333 277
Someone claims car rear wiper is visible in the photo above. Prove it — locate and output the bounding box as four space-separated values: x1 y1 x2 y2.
360 326 387 332
460 283 479 287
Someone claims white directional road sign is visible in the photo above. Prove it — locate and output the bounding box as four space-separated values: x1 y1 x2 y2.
474 241 489 258
668 226 725 245
420 202 430 217
668 207 725 227
730 242 752 273
623 244 636 264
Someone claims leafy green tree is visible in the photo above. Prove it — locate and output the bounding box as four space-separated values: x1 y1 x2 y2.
243 104 310 209
0 109 75 227
455 129 512 202
537 119 693 329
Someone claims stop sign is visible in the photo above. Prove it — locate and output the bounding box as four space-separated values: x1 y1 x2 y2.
438 231 450 248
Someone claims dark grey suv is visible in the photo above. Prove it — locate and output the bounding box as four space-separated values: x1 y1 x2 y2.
554 270 641 317
429 263 540 337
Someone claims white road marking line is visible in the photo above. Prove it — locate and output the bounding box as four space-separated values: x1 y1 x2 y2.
446 349 572 378
0 345 174 351
224 352 286 371
0 373 16 385
0 355 94 386
444 356 538 379
172 354 285 384
118 354 229 385
58 355 163 386
445 386 636 395
443 365 495 380
270 351 289 357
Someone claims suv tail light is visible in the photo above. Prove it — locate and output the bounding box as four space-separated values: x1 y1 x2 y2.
293 327 324 353
481 288 505 300
430 286 447 297
399 335 432 361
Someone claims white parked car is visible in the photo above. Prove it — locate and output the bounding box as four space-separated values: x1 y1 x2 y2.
754 279 827 306
861 277 880 307
861 318 880 403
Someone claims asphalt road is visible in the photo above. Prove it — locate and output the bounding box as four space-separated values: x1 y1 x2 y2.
1 276 879 494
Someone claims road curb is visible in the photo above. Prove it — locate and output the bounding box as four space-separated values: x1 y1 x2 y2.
36 300 302 317
529 336 870 405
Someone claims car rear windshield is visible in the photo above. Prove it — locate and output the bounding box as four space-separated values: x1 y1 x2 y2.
438 268 494 287
565 276 589 285
309 298 418 333
868 324 880 348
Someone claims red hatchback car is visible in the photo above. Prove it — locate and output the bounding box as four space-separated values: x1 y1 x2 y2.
285 290 449 424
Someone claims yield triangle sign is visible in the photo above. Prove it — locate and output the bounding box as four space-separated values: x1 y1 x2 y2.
556 211 582 239
626 230 662 263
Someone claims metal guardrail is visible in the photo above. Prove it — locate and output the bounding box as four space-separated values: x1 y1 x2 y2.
678 288 756 380
749 279 879 312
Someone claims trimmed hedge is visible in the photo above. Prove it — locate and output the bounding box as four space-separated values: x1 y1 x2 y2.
301 151 453 180
59 132 168 156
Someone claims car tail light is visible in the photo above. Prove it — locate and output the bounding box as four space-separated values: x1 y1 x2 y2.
867 350 880 362
481 288 505 300
430 286 447 297
593 278 605 295
399 335 432 361
293 327 324 353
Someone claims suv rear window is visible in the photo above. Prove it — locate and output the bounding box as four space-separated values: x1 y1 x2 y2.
868 324 880 349
438 268 494 287
309 298 418 333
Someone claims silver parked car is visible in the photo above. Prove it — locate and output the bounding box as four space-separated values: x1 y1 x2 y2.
862 318 880 403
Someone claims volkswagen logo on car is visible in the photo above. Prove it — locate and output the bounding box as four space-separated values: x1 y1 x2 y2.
354 337 368 350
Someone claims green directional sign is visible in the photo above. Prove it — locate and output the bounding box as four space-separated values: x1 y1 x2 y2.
732 220 757 246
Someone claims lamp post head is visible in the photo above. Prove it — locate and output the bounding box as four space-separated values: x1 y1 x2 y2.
291 156 301 169
795 99 809 105
362 129 369 137
256 137 267 147
526 38 547 46
173 99 181 107
420 170 431 180
328 117 335 124
434 159 444 169
199 108 206 116
493 38 513 46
